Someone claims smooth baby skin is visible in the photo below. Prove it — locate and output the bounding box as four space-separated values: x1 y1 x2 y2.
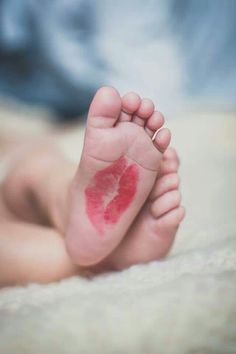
66 87 171 266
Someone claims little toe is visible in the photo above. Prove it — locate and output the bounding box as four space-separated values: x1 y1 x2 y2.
88 86 122 128
153 128 171 153
132 98 155 126
119 92 141 122
151 190 181 218
145 111 165 137
150 173 180 200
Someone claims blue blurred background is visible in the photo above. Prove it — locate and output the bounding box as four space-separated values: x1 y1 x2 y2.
0 0 235 120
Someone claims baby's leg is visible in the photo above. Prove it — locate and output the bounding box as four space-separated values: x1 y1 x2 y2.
2 142 76 232
0 144 82 287
0 222 78 287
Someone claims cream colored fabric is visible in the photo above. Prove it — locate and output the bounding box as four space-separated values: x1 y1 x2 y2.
0 112 235 354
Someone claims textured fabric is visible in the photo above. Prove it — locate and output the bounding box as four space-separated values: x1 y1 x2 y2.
0 112 236 353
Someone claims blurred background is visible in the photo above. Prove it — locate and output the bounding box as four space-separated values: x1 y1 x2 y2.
0 0 235 122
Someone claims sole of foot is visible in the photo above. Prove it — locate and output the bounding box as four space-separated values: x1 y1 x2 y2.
66 87 171 266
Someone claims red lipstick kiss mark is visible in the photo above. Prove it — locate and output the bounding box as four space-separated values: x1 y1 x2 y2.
85 157 138 234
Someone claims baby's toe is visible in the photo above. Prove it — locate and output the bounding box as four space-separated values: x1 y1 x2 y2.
152 206 185 259
145 111 165 137
88 86 121 128
132 98 154 126
153 128 171 153
119 92 141 122
150 173 180 200
151 190 181 218
160 148 180 176
163 147 179 164
155 206 185 229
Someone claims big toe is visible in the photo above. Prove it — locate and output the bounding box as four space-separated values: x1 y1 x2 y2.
88 86 122 128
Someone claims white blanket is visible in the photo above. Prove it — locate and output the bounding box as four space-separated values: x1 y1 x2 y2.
0 112 236 354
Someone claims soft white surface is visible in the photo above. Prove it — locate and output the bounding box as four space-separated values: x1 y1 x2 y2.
0 112 236 354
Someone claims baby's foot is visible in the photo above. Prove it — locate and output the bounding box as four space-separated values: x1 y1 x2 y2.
66 87 171 266
104 148 185 270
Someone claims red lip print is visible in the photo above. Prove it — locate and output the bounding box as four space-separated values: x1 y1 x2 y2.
85 157 139 235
